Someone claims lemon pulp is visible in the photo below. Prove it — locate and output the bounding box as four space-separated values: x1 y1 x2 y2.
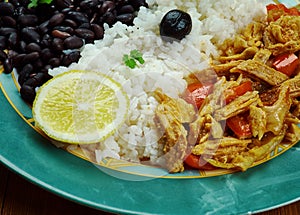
32 70 129 144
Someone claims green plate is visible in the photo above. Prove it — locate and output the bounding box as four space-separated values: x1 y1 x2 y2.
1 0 300 213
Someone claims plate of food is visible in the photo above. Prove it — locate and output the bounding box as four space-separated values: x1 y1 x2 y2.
0 0 299 214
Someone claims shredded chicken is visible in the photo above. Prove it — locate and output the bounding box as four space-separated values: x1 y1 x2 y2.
263 16 300 55
231 60 289 86
154 89 196 173
214 91 260 121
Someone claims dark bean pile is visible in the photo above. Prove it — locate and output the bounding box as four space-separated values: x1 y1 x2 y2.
0 0 148 103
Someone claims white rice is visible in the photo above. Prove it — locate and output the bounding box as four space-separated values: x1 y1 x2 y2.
49 0 270 165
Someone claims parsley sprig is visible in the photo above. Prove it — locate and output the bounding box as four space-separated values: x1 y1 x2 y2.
28 0 52 8
123 50 145 69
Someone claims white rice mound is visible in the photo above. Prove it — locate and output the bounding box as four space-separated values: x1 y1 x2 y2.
49 0 269 165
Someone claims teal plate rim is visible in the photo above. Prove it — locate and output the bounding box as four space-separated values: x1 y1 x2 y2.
1 0 300 213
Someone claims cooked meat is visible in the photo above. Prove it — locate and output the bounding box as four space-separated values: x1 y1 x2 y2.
192 137 251 158
262 85 291 135
252 49 272 63
284 123 300 143
206 130 286 171
212 60 244 76
231 59 289 86
249 105 266 140
214 91 260 121
291 99 300 118
218 47 258 63
263 16 300 55
281 75 300 98
259 87 279 106
154 89 196 173
188 78 230 149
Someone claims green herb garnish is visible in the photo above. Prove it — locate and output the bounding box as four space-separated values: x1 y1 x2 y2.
123 50 145 69
28 0 52 8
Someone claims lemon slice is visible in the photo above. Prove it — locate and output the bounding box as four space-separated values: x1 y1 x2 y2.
32 70 129 144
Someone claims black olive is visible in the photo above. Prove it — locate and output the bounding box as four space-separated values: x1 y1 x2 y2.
159 9 192 43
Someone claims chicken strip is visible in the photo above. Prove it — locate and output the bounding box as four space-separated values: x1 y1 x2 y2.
154 89 196 173
231 59 289 86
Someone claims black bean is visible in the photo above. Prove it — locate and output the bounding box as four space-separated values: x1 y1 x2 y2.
1 16 17 28
78 23 91 29
33 73 47 85
38 20 50 35
116 13 134 25
53 26 74 34
0 27 16 36
7 50 18 59
40 39 51 48
61 7 73 14
20 84 36 104
91 24 104 39
0 2 15 16
48 57 61 67
18 40 27 53
99 1 115 14
22 51 40 64
3 58 13 74
67 11 89 24
52 29 71 39
118 5 134 14
52 38 64 52
40 64 52 73
18 64 33 85
8 32 18 49
18 14 39 26
115 0 127 7
63 35 83 49
63 19 78 28
23 77 39 88
55 0 73 9
41 48 55 62
24 73 46 87
62 50 81 66
129 0 148 10
21 27 41 43
25 43 41 53
49 13 65 27
0 50 7 62
80 0 98 10
102 11 116 26
75 28 95 40
12 53 26 68
32 59 44 71
0 36 6 49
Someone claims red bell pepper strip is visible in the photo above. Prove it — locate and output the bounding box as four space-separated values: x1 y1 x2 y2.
225 81 253 104
272 53 299 77
225 81 253 138
183 83 213 109
266 3 300 22
184 154 216 170
226 112 252 139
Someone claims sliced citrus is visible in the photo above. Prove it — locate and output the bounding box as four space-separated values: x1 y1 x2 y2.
32 70 129 144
